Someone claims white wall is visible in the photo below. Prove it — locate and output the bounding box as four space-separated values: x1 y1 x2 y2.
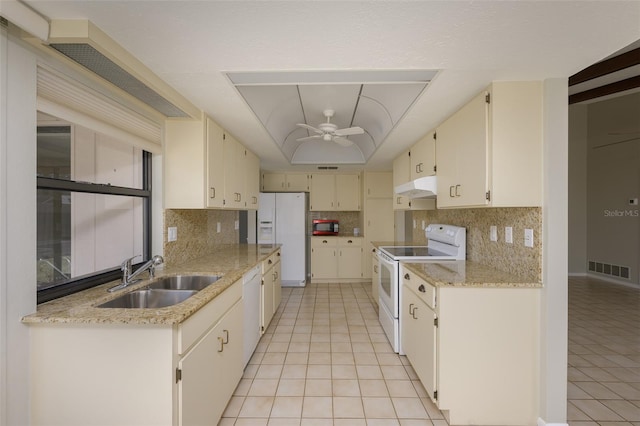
568 104 588 275
0 28 38 426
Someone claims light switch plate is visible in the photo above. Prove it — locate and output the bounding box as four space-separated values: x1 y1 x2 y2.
421 220 426 230
505 226 513 244
490 226 497 242
413 219 417 229
167 227 177 242
217 222 221 233
524 229 534 248
234 220 239 230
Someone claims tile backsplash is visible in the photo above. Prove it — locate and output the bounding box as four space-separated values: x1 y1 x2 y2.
411 207 542 281
163 209 238 266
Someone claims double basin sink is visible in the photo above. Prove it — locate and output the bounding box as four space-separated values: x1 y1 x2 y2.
97 275 221 309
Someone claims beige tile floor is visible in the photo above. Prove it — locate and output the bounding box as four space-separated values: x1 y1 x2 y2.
219 282 447 426
220 276 640 426
568 276 640 426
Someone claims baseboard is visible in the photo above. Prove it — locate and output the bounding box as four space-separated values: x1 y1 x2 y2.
537 418 568 426
586 272 639 289
568 272 587 277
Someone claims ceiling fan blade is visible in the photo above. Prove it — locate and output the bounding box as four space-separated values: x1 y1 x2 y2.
334 126 364 136
333 136 354 147
296 123 324 135
296 135 322 142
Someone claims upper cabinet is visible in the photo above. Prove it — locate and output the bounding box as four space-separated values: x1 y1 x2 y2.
436 81 542 209
309 173 361 211
261 172 309 192
410 131 436 181
164 116 260 210
392 149 435 211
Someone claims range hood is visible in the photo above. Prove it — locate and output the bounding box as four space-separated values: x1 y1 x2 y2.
394 176 437 198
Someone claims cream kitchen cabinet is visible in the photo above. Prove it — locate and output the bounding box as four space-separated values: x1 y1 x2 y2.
261 249 281 332
400 264 539 425
261 172 309 192
245 149 260 208
371 247 379 306
30 279 244 426
362 172 394 279
364 170 393 198
311 237 363 281
436 81 543 208
179 295 243 426
164 116 259 210
309 173 361 211
410 131 436 180
392 149 435 211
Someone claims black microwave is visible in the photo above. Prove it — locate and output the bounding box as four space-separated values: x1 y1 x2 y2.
312 219 339 236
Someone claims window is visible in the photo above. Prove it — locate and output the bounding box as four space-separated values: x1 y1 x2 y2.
36 120 151 303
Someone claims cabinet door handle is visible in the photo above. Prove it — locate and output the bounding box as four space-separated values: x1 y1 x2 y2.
210 187 216 199
373 265 378 273
404 273 410 280
218 336 225 352
409 303 415 315
268 259 273 265
347 240 353 244
287 182 291 188
412 307 418 320
418 284 426 293
397 196 402 204
222 329 229 344
455 185 461 197
273 271 278 280
372 248 376 253
322 240 328 244
449 185 455 198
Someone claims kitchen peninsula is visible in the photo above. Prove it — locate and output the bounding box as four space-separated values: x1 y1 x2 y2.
23 244 281 426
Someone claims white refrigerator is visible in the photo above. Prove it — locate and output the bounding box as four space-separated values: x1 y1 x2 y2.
258 192 308 287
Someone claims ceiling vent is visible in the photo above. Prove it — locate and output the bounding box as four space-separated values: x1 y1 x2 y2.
46 20 197 118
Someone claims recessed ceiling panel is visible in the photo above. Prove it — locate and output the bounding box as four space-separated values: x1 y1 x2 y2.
237 85 303 145
298 85 361 130
352 96 394 145
361 83 428 124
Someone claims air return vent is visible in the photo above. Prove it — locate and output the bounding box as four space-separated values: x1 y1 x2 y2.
51 43 189 118
317 166 339 170
45 20 197 118
588 260 630 279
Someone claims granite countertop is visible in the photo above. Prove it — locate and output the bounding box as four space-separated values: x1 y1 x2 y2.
23 244 281 326
402 260 541 288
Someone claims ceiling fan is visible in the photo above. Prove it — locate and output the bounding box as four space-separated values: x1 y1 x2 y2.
296 109 364 147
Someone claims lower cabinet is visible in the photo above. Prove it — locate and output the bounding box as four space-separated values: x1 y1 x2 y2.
261 249 281 332
311 237 363 281
179 297 243 426
371 248 379 306
400 265 540 425
29 279 245 426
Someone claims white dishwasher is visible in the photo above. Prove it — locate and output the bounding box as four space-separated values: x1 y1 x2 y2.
242 265 261 368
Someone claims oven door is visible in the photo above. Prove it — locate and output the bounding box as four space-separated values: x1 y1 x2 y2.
377 251 398 318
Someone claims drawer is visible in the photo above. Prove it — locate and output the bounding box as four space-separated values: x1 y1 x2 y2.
402 268 436 309
262 250 281 274
311 237 338 248
337 237 362 247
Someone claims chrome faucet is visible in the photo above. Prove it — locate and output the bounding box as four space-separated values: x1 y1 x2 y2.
108 255 164 292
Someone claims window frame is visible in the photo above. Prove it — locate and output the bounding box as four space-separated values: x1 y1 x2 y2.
36 151 152 304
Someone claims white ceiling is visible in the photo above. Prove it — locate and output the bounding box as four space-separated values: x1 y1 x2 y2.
24 0 640 171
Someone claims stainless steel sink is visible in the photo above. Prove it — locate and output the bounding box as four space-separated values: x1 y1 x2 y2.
97 289 198 309
146 275 221 291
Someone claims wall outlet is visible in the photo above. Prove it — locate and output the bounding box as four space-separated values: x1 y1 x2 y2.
421 220 426 230
216 222 221 233
505 226 513 244
490 225 497 242
234 220 239 230
413 219 417 229
167 227 177 242
524 229 534 248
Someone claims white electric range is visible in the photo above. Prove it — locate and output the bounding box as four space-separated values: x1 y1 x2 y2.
377 224 466 354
